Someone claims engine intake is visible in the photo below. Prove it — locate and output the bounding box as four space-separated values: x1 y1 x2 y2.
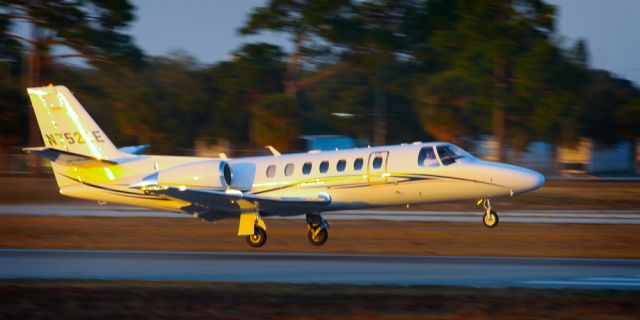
155 160 233 189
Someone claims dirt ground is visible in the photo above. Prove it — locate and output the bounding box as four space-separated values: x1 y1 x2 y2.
2 215 639 258
2 281 639 320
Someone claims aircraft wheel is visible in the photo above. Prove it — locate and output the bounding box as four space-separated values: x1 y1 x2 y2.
308 227 328 246
246 226 267 247
483 210 499 228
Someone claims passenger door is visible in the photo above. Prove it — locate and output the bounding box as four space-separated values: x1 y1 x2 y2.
367 151 389 184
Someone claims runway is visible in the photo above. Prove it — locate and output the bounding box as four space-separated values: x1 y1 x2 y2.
1 249 639 289
1 204 640 224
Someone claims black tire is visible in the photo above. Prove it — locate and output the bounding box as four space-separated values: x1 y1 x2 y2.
308 227 328 246
246 227 267 247
483 210 499 228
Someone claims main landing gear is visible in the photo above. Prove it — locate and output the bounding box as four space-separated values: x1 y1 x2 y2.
306 213 329 246
238 208 269 248
246 226 267 247
238 210 331 248
477 198 499 228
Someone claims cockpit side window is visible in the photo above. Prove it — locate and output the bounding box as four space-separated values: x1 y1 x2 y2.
436 144 469 166
418 147 439 167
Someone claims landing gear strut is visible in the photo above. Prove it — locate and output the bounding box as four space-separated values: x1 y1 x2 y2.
306 213 329 246
238 206 268 248
478 198 499 228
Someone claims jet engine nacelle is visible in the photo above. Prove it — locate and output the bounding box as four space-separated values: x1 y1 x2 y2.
156 160 232 189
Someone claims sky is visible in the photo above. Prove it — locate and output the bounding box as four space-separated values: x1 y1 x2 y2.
130 0 290 63
129 0 640 84
546 0 640 84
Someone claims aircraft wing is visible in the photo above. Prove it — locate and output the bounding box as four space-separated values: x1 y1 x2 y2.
246 192 332 214
145 186 331 217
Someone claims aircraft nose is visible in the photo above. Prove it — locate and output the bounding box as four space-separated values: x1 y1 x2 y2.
512 167 545 194
483 162 545 195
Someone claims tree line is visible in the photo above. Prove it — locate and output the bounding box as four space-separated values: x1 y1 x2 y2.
1 0 639 161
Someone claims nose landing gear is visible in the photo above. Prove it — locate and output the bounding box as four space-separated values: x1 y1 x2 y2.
477 198 499 228
306 213 329 246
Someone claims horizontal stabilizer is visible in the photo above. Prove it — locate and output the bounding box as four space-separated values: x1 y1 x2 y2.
23 147 117 168
118 144 150 154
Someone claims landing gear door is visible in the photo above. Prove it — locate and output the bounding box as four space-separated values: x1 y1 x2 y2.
367 151 389 184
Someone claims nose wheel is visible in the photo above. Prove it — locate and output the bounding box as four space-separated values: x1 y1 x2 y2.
478 198 499 228
483 210 499 228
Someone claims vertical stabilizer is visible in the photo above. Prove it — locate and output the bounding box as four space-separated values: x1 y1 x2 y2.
27 85 121 160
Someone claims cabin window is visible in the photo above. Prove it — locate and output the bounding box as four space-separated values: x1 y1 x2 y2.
266 165 276 178
319 161 329 173
336 159 346 172
302 162 312 175
284 163 294 176
418 146 439 167
372 156 383 169
354 158 363 170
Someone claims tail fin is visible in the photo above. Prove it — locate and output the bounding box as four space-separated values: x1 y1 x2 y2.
27 85 121 160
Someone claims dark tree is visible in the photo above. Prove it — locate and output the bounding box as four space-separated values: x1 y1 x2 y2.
1 0 142 172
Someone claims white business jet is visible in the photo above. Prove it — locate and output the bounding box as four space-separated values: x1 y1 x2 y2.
24 85 544 247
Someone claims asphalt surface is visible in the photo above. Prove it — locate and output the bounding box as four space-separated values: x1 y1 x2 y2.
1 249 639 289
1 204 640 224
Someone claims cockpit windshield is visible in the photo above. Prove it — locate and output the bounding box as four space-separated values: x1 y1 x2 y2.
418 144 472 167
436 144 470 165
